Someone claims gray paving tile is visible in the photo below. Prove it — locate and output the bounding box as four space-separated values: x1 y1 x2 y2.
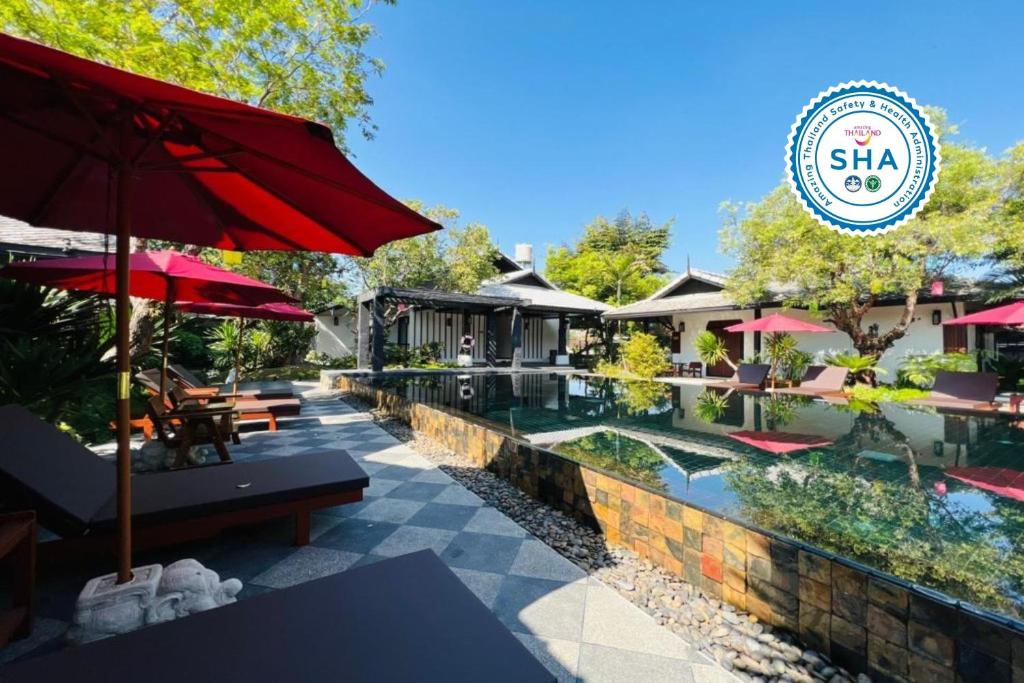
465 506 528 537
363 477 403 498
513 633 579 683
492 575 587 641
372 464 426 481
440 531 525 574
405 502 479 531
410 467 455 484
312 518 403 554
370 525 457 558
0 618 66 665
385 481 447 502
250 546 363 589
576 643 696 683
581 579 699 660
509 539 586 582
432 485 486 507
352 497 426 524
450 567 505 608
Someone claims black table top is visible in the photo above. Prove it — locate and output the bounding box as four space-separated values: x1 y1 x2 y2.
2 550 554 683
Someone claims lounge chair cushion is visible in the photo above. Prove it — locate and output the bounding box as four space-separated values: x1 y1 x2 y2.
233 397 302 417
0 404 113 536
90 450 368 530
1 550 554 683
735 364 771 386
796 366 849 392
0 405 367 538
930 371 998 403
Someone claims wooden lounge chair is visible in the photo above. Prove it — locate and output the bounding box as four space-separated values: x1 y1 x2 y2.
907 371 999 413
169 386 301 433
708 363 771 390
775 366 850 398
146 396 237 468
1 550 554 683
0 404 367 557
167 363 294 400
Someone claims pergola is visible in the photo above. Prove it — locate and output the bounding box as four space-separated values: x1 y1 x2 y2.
356 287 524 370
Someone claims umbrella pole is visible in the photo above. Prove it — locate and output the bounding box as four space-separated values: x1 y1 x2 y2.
159 283 174 404
114 163 134 584
234 317 243 394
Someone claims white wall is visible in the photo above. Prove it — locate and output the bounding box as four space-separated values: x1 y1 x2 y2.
314 311 356 359
671 301 974 377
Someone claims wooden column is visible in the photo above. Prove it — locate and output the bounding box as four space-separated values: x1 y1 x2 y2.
511 308 523 369
557 313 568 357
371 296 385 372
486 311 497 367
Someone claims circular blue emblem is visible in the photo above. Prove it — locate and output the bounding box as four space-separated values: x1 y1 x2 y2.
786 81 941 236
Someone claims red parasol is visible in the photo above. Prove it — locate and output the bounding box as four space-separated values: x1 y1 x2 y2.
728 430 833 454
725 313 833 334
0 250 295 400
0 251 295 306
945 467 1024 502
0 33 440 583
942 302 1024 327
178 301 314 392
177 301 312 322
726 314 833 389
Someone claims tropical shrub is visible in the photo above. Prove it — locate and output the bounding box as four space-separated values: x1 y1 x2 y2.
695 331 736 372
620 332 670 378
897 352 977 389
985 353 1024 391
694 389 730 423
0 278 117 443
825 352 885 386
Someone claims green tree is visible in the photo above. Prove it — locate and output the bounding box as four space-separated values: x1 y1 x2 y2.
0 0 390 146
720 109 1010 363
546 210 673 306
2 0 397 360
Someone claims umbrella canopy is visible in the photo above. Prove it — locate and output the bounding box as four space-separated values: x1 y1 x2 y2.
728 430 834 454
725 314 833 334
0 33 439 583
0 251 295 307
0 33 442 252
945 467 1024 502
177 301 313 322
943 301 1024 327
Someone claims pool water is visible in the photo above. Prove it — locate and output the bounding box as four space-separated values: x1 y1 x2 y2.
359 372 1024 622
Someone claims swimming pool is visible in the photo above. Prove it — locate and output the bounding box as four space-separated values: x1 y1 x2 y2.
356 371 1024 623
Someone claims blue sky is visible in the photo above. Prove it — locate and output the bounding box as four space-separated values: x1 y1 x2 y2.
349 1 1024 275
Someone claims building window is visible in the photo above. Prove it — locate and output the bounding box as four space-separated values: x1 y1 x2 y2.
397 317 409 346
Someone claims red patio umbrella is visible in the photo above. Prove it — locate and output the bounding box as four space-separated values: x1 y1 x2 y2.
725 314 834 389
0 250 295 402
942 301 1024 327
725 313 833 334
728 430 834 455
0 33 441 583
177 301 313 393
945 467 1024 502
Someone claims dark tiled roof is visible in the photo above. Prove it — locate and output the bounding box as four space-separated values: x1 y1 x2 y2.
0 215 113 256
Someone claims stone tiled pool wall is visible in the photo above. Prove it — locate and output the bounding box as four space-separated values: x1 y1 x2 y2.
335 375 1023 683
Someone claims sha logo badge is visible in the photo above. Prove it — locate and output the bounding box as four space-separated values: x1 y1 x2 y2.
786 81 941 236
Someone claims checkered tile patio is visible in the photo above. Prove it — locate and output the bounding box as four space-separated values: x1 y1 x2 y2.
3 383 735 683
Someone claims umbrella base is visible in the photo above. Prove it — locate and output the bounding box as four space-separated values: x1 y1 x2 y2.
68 560 242 644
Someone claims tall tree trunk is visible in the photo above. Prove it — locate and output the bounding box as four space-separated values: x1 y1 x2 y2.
826 290 920 383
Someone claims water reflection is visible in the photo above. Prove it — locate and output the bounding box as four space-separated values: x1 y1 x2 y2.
361 372 1024 620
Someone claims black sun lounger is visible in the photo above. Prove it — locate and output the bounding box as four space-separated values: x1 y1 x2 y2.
0 404 368 553
907 371 1000 413
1 550 555 683
708 363 771 390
